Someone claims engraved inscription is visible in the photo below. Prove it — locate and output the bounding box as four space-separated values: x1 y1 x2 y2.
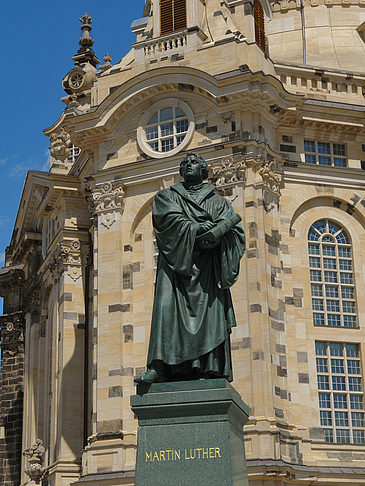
145 447 222 462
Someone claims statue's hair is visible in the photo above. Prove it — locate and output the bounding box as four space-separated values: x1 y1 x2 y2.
180 152 209 180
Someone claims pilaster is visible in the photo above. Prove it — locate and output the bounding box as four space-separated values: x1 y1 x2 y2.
38 237 90 486
79 178 135 479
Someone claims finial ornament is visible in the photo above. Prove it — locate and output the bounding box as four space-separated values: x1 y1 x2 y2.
79 12 94 49
99 52 112 72
104 52 112 64
70 11 99 68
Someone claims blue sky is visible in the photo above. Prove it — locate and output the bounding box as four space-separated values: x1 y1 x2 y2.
0 2 145 310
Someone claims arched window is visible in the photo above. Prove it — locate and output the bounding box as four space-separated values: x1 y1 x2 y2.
254 0 266 52
308 219 357 328
160 0 187 35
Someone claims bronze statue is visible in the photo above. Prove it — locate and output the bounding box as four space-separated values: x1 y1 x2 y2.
135 153 245 384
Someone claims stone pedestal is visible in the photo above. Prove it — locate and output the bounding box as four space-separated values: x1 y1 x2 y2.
131 379 249 486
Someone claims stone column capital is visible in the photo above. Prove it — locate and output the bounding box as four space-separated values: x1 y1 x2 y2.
209 155 247 188
49 239 90 281
85 179 125 229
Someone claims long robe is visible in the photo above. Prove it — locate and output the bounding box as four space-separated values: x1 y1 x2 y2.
147 182 245 380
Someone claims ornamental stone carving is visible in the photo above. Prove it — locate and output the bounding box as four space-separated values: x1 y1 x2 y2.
258 160 282 195
49 128 71 164
23 439 46 484
0 312 25 357
258 160 283 212
49 239 89 281
86 180 125 229
210 156 246 187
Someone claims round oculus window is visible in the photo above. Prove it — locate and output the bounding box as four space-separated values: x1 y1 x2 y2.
137 100 194 158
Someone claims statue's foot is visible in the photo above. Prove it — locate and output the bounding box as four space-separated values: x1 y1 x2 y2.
134 369 159 384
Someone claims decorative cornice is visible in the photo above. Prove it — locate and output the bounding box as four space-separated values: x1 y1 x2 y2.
272 0 365 11
0 311 25 357
86 180 125 229
87 430 124 445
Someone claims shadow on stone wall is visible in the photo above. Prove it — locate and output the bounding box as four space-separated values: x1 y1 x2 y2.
1 389 23 486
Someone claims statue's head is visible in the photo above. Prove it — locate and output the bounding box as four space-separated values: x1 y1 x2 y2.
180 152 209 183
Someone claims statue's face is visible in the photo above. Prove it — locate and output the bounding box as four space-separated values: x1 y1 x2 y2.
180 156 204 184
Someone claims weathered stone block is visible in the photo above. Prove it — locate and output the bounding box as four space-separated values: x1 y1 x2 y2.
97 419 123 433
297 352 308 363
109 386 123 398
298 373 310 384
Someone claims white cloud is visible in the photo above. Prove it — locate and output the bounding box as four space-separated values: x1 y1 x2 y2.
0 216 8 227
0 154 19 166
8 149 50 178
0 252 5 266
8 163 29 179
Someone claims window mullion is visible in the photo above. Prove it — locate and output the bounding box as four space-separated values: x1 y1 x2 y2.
173 111 177 148
320 237 327 326
335 239 343 327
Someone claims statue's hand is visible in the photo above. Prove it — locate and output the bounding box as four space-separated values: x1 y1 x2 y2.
197 221 215 235
198 237 221 250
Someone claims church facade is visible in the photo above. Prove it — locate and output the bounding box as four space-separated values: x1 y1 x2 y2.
1 0 365 485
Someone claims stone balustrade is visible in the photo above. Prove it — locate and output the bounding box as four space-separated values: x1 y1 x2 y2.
143 32 187 57
275 64 365 104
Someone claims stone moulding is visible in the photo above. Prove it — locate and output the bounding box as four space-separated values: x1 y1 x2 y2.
87 430 124 445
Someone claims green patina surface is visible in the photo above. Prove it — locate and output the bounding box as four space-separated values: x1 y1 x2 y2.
131 379 249 486
136 153 245 384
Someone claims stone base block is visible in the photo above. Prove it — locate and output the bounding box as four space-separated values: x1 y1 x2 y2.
131 378 249 486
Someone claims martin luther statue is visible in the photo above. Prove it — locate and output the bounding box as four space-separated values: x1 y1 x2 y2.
135 153 245 384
